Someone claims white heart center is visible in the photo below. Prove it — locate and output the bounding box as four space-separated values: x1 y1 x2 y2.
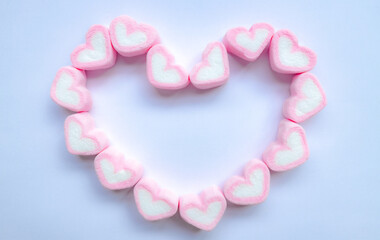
185 201 222 225
278 36 309 67
77 32 107 62
152 53 181 83
100 159 131 184
236 29 270 52
138 188 172 216
295 78 323 116
55 73 79 105
196 46 225 81
233 169 264 198
275 131 304 166
68 121 96 152
115 22 147 46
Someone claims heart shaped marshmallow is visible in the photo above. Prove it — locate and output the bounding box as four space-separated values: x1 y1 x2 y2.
109 15 160 57
134 178 178 221
64 112 109 155
189 42 230 89
224 23 274 61
263 119 309 171
94 147 143 190
146 44 189 90
224 159 270 205
283 73 327 123
179 186 227 231
50 66 91 112
71 25 116 70
269 30 317 74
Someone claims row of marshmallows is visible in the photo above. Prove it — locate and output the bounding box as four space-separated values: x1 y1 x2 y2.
63 113 307 230
51 15 326 123
51 15 327 231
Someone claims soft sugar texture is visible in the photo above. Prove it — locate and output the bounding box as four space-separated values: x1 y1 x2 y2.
94 147 143 190
64 113 109 155
71 25 116 70
269 30 317 74
283 73 327 122
223 23 274 61
50 66 91 112
146 44 189 90
110 15 160 57
179 186 226 231
262 120 309 171
224 159 270 205
134 178 178 221
189 42 229 89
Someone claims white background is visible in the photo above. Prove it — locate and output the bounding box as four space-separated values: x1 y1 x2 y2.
0 0 379 239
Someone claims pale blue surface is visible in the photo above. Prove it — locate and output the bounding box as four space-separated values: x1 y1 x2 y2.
0 0 379 239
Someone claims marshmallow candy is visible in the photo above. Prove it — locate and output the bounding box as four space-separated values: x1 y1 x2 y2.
50 66 91 112
134 178 178 221
223 23 274 61
64 113 109 155
179 186 227 231
263 120 309 171
94 147 143 190
189 42 229 89
283 73 327 123
269 30 317 74
71 25 116 70
109 15 159 57
146 44 189 89
224 159 270 205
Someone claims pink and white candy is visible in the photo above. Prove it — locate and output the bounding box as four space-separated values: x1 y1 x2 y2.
179 186 226 231
71 25 116 70
94 147 143 190
64 112 109 155
134 178 178 221
224 159 270 205
189 42 230 89
269 30 317 74
283 73 327 123
146 44 189 90
50 66 91 112
263 119 309 171
224 23 274 61
109 15 160 57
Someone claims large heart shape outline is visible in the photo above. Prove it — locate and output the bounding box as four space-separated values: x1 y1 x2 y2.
52 15 326 231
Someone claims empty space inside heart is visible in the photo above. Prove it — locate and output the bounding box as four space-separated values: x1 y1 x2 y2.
86 50 291 195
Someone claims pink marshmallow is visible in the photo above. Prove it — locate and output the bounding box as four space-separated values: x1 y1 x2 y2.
224 159 270 205
50 66 91 112
71 25 117 70
146 44 189 90
263 119 309 171
283 73 327 123
223 23 274 61
269 30 317 74
189 42 230 89
64 113 109 155
94 147 143 190
179 186 227 231
134 178 178 221
109 15 160 57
